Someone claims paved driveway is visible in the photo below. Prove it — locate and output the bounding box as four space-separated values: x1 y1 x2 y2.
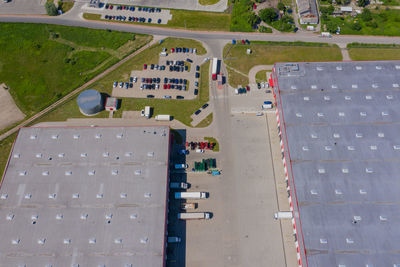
0 0 45 15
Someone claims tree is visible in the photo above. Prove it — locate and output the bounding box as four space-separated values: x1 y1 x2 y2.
45 2 58 16
277 2 285 11
361 8 372 21
259 8 277 23
248 13 260 27
351 22 362 31
326 21 338 33
358 0 368 7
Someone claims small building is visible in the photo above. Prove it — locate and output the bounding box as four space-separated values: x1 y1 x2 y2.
297 0 319 24
105 97 117 111
340 6 353 12
77 89 104 116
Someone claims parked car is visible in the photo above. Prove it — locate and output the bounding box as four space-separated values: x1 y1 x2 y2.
158 19 162 24
186 58 193 63
195 72 200 78
194 110 201 115
143 64 147 70
150 64 154 70
196 65 200 71
119 82 123 88
194 89 198 95
113 81 118 88
202 103 209 109
147 95 155 98
176 95 184 99
163 95 172 99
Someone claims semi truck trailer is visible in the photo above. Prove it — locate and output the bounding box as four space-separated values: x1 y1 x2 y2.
177 212 211 220
174 192 207 199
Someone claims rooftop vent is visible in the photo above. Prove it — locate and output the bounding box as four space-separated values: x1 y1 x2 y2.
382 111 389 116
360 112 367 117
355 66 362 70
24 194 32 199
58 153 65 158
96 193 103 199
320 238 327 244
144 193 151 198
65 171 72 176
111 170 118 176
378 132 384 138
333 133 340 138
360 189 367 194
135 170 141 175
19 171 27 176
42 171 49 176
310 134 318 139
73 134 80 139
317 112 324 117
64 239 71 244
344 96 351 100
120 193 127 199
72 193 79 199
302 146 309 151
354 215 362 221
335 189 342 195
51 135 58 140
36 153 42 158
356 133 363 138
80 214 88 220
316 66 324 71
95 134 102 139
37 238 46 245
147 152 154 157
114 238 123 244
347 146 355 151
324 96 330 101
296 113 302 118
116 133 123 139
331 84 338 89
380 215 388 221
1 194 8 199
56 214 63 220
318 168 325 174
30 135 37 140
103 152 109 157
80 153 87 158
303 96 310 101
291 85 297 90
365 168 373 173
6 214 14 220
11 239 20 245
125 152 133 157
376 65 382 70
89 238 96 244
88 170 95 176
310 189 318 195
393 145 400 150
346 238 354 244
48 193 56 199
311 85 317 89
352 84 358 89
387 95 394 99
338 112 345 117
372 83 379 88
365 95 372 100
336 66 342 70
325 146 332 151
342 168 349 173
13 154 20 158
140 237 149 244
130 214 138 219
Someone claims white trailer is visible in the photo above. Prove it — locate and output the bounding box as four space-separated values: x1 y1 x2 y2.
174 192 207 199
321 32 332 38
155 114 171 121
170 182 189 189
274 211 293 220
177 212 211 220
144 106 151 118
212 57 218 80
306 25 315 31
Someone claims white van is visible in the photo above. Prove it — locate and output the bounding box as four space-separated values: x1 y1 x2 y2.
160 52 168 57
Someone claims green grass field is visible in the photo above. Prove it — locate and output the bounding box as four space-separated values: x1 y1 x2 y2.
348 47 400 60
199 0 221 5
226 66 249 88
230 0 255 32
0 23 150 116
204 136 219 151
255 70 270 82
223 42 342 75
322 9 400 36
84 10 231 31
196 113 213 127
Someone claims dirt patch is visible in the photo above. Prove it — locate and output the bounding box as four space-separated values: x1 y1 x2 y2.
0 84 25 130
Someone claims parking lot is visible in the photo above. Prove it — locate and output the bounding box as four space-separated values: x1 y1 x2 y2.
0 0 45 15
82 3 172 24
112 49 206 100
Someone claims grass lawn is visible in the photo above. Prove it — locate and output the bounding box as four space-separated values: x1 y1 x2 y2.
226 66 249 87
230 0 255 32
223 42 342 75
0 23 150 116
83 10 231 31
204 136 219 152
195 113 213 127
255 70 270 82
59 1 74 13
322 9 400 36
348 47 400 60
199 0 221 4
0 133 17 179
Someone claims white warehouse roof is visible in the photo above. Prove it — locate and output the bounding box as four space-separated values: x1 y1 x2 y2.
0 126 170 267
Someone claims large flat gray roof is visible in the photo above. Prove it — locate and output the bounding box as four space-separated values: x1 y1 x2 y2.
274 61 400 266
0 126 170 267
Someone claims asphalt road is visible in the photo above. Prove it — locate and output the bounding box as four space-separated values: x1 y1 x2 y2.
1 15 400 45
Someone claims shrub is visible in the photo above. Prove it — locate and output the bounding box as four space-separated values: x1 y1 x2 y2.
259 8 277 22
45 2 58 16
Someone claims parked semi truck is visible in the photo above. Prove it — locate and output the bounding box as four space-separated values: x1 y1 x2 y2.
174 192 207 199
170 182 189 189
155 114 171 121
144 106 151 118
212 57 218 80
177 212 211 220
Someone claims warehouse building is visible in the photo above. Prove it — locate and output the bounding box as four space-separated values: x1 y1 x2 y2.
0 126 170 267
272 61 400 266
